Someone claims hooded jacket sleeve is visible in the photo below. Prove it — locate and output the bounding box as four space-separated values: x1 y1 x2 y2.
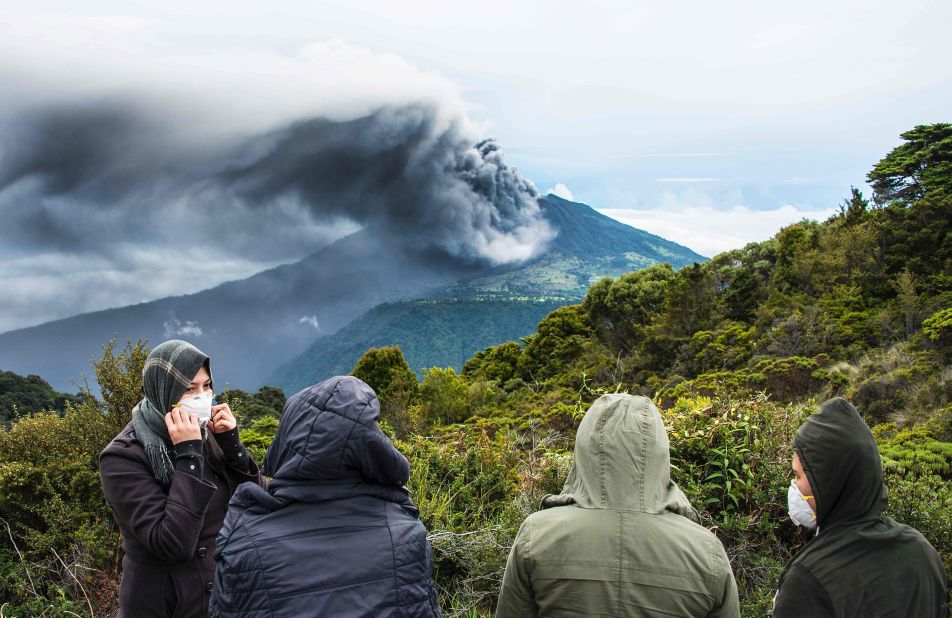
496 520 538 618
100 447 218 563
772 564 834 618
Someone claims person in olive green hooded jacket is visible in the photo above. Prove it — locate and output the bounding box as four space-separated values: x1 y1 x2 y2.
772 397 948 617
497 394 740 618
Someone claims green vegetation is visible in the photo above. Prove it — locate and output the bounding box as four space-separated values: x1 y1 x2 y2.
0 371 82 427
0 340 144 616
0 124 950 616
269 298 567 394
868 123 952 204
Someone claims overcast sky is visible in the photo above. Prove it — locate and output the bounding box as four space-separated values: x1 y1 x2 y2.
1 1 950 332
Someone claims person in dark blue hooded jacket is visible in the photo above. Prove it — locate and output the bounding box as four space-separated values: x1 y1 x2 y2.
208 376 441 618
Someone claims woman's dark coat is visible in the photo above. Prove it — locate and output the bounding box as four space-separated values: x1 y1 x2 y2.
100 424 261 618
209 376 441 618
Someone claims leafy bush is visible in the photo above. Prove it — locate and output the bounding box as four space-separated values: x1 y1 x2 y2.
462 341 522 385
218 386 285 425
922 307 952 357
0 339 149 616
419 367 472 427
0 340 146 616
847 343 950 425
883 471 952 582
517 304 593 383
750 355 846 401
680 322 756 375
869 421 952 583
351 346 420 436
397 426 571 615
237 416 280 464
876 425 952 479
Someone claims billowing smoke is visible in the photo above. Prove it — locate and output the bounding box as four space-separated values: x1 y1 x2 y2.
0 102 551 263
0 27 554 332
221 105 552 262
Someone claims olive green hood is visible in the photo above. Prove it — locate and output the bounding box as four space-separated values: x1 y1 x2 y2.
542 394 697 521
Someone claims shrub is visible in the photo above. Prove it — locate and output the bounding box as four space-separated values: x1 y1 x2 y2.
665 395 810 617
878 426 952 479
681 322 757 375
750 355 840 401
400 426 570 615
922 307 952 358
883 471 952 582
0 406 123 616
238 416 280 464
352 346 419 436
419 367 472 427
847 344 949 425
0 340 148 616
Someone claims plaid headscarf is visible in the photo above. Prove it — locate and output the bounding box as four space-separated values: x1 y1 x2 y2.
131 340 211 486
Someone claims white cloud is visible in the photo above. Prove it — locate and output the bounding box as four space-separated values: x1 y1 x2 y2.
0 12 471 137
545 182 575 201
163 315 204 338
656 178 720 184
598 197 837 257
299 315 321 332
0 247 291 333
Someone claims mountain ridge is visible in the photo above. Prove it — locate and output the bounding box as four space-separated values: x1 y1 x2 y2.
268 197 706 393
0 195 704 391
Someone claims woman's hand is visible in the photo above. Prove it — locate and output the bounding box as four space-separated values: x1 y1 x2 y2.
209 403 237 433
165 408 202 444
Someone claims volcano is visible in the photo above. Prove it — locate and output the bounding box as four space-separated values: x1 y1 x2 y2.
0 195 703 392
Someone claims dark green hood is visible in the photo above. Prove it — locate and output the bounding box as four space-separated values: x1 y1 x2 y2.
542 394 697 520
793 397 886 530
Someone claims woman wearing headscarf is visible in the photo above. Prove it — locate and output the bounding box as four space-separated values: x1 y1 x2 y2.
209 375 441 617
100 339 262 618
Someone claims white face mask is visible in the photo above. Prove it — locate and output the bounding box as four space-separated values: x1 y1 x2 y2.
787 480 817 529
178 392 214 423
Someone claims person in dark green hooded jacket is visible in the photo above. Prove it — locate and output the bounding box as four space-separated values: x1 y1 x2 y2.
772 397 948 618
497 394 740 617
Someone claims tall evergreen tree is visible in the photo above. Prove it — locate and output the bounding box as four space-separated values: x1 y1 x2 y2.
868 123 952 204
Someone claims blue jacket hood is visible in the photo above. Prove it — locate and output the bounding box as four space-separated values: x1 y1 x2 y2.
264 376 411 487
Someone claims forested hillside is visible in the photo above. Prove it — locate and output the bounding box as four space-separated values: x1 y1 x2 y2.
0 371 82 426
270 194 706 393
0 194 703 394
0 124 949 617
269 298 568 393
